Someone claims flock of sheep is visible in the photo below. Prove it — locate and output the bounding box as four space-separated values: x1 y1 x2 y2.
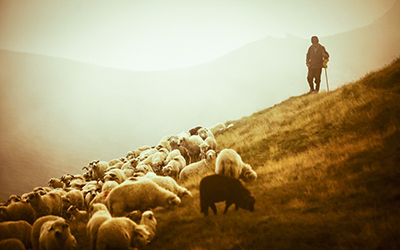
0 122 258 250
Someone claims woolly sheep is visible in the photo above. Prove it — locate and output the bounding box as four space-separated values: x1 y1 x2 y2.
151 148 169 173
66 205 89 223
38 217 77 250
169 139 191 165
197 127 214 140
101 180 119 192
7 194 21 204
88 160 108 180
66 205 89 250
138 148 158 161
157 135 173 152
199 137 217 159
86 203 112 250
179 150 217 181
103 168 127 184
179 135 204 163
145 172 192 198
26 190 65 219
162 155 187 179
106 178 181 216
121 158 139 170
240 163 258 182
96 217 150 250
31 215 59 250
208 122 227 134
61 190 84 217
108 157 126 167
0 200 35 224
0 220 32 249
164 149 181 165
0 238 26 250
88 190 111 207
83 190 98 211
135 163 154 174
48 178 64 189
215 148 256 180
140 210 157 242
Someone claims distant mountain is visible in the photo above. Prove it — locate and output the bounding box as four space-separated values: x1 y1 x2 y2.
0 0 399 200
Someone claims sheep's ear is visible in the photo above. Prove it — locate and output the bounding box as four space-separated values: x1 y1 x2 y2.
48 225 54 231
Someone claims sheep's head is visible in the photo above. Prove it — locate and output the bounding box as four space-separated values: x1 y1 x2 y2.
7 194 21 204
25 192 40 203
62 196 71 207
66 205 77 215
104 172 118 182
206 150 217 163
47 218 71 238
162 166 172 176
132 224 151 247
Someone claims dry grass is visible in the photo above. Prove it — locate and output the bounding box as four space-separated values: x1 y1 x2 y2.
141 58 400 250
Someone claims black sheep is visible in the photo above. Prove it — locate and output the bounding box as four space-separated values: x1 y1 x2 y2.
199 174 255 216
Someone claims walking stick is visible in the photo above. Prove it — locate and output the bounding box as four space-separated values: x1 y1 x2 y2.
323 58 329 92
324 68 329 92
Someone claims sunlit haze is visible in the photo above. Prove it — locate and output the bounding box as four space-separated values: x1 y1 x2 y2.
0 0 396 70
1 0 399 199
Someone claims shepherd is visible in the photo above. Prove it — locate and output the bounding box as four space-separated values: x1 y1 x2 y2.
306 36 329 93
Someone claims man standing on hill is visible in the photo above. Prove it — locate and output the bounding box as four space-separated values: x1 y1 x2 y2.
306 36 329 93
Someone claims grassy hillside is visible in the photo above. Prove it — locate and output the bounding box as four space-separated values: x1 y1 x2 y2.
144 58 400 250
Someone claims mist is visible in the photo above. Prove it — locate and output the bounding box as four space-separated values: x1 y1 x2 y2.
1 0 400 200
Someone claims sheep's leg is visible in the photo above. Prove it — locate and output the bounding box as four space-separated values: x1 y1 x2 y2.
223 201 233 214
210 203 217 215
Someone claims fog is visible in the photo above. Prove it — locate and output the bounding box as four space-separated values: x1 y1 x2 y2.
0 0 399 200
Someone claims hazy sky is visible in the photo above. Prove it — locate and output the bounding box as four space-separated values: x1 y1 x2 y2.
0 0 396 70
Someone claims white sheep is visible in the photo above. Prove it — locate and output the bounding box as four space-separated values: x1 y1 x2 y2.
215 149 257 182
61 190 84 217
197 127 214 140
26 190 65 219
66 205 89 250
179 149 217 181
239 163 258 182
121 158 139 170
106 178 181 216
150 148 169 173
134 162 154 175
179 135 204 163
199 136 217 159
208 122 227 134
103 168 127 184
0 238 26 250
66 205 89 223
31 215 60 250
38 217 77 250
169 139 191 165
108 157 126 167
88 160 108 180
145 172 192 198
162 155 187 179
48 178 64 189
0 220 32 249
96 217 150 250
140 210 157 242
0 200 35 225
164 149 181 165
156 134 173 152
101 180 119 192
83 190 98 211
86 203 112 250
